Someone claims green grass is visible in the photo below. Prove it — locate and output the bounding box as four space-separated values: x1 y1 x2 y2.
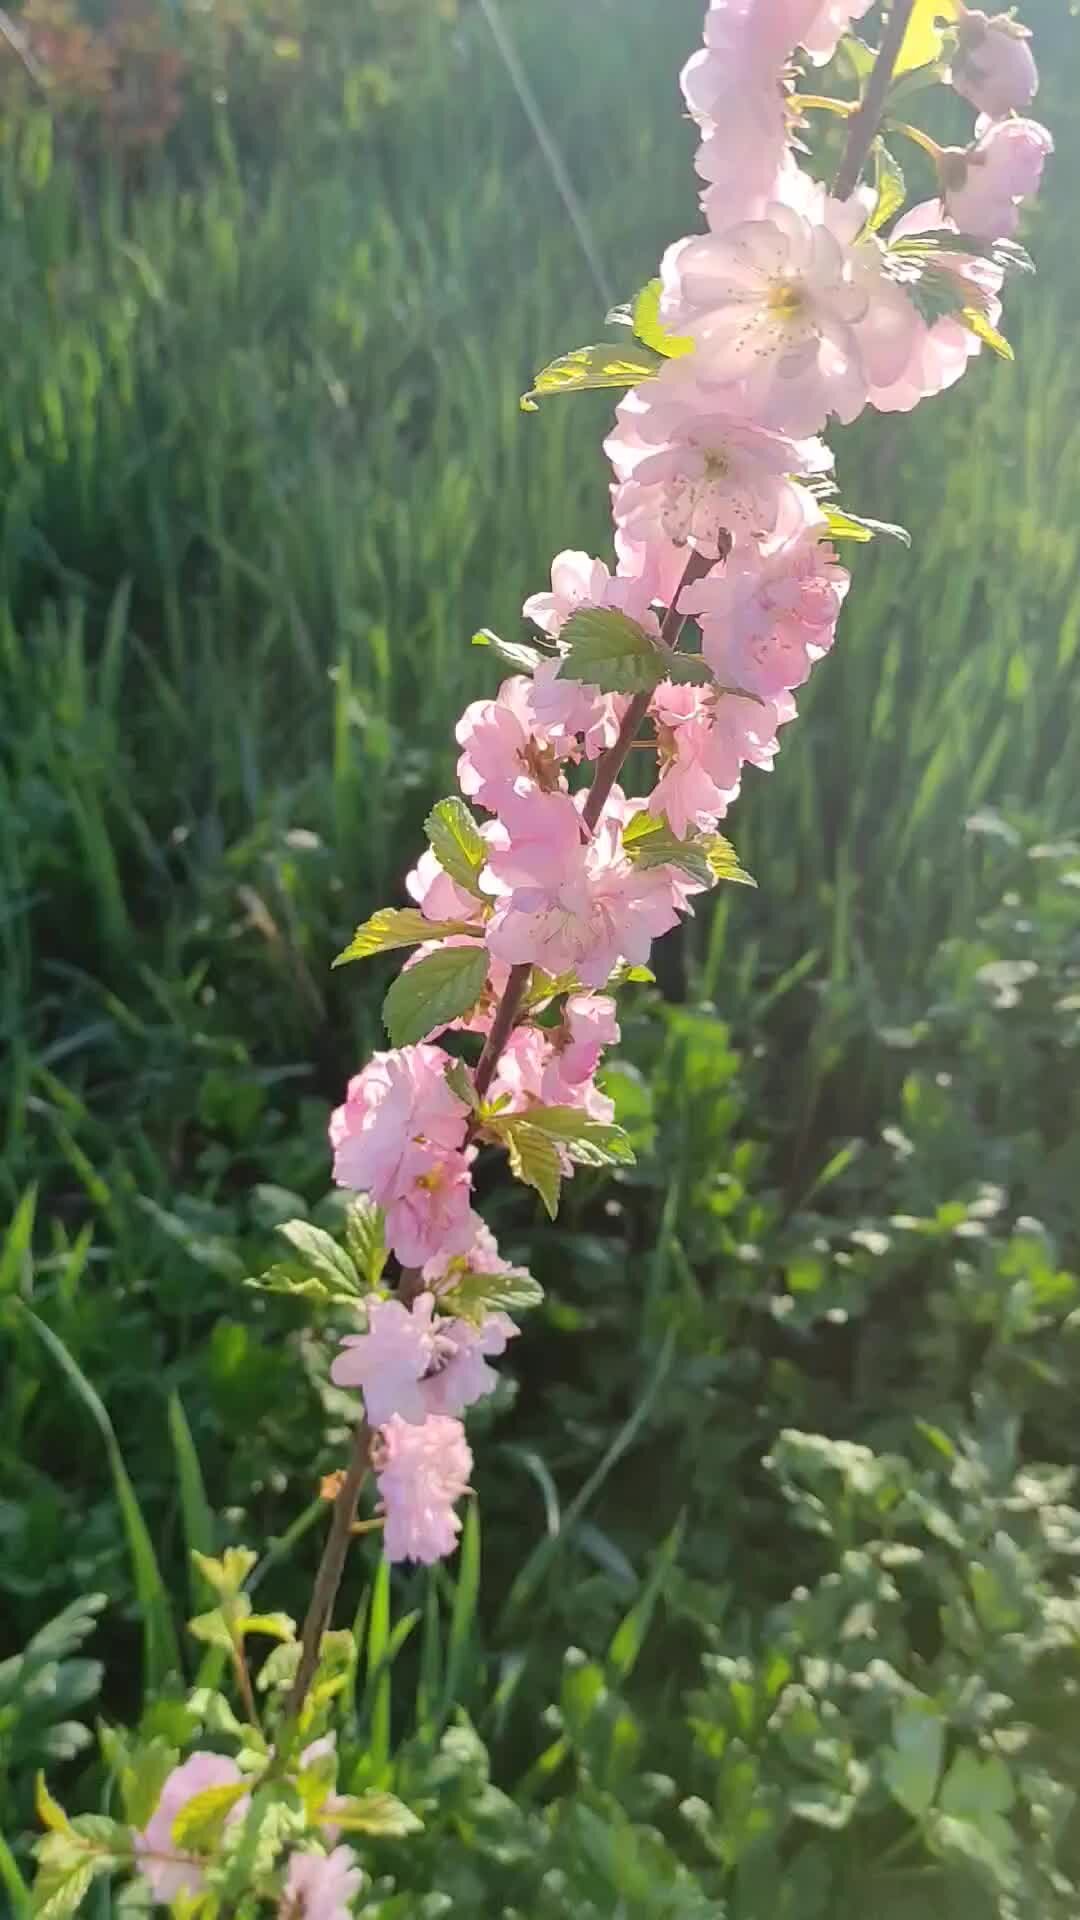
3 0 1080 1905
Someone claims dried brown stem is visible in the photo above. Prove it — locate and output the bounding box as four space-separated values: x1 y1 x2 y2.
278 1418 371 1741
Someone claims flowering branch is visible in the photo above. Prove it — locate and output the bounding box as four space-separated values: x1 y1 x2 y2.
833 0 917 199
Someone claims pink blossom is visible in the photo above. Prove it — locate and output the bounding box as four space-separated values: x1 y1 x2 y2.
606 362 832 557
421 1218 532 1293
331 1292 440 1427
681 4 791 226
523 549 658 638
483 787 691 987
528 657 628 761
683 530 849 699
485 1019 616 1123
873 209 1006 412
660 188 917 436
940 117 1053 241
420 1312 518 1418
280 1846 364 1920
797 0 874 64
648 682 790 837
405 847 481 924
330 1045 468 1206
456 675 567 812
134 1754 247 1906
384 1142 480 1269
951 7 1038 118
375 1413 473 1564
550 992 620 1088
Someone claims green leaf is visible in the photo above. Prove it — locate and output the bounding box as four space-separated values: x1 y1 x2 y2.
424 797 488 898
823 504 911 547
236 1612 296 1643
520 341 662 411
622 813 714 887
171 1779 250 1851
445 1060 479 1110
960 306 1014 361
895 0 958 73
663 653 716 687
440 1265 545 1325
472 628 545 673
507 1106 636 1169
702 833 757 888
187 1606 237 1653
333 907 479 967
629 279 694 359
275 1221 360 1295
31 1855 97 1920
35 1778 73 1837
869 140 906 232
382 946 489 1047
883 1704 945 1819
940 1750 1014 1821
500 1120 562 1219
115 1736 178 1830
318 1790 422 1837
344 1197 388 1288
557 608 668 695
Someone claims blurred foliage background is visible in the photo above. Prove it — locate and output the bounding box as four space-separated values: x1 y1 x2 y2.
2 0 1080 1912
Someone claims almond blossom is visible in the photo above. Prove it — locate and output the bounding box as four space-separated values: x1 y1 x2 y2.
330 1046 481 1266
456 674 567 811
280 1847 364 1920
648 681 790 837
374 1413 473 1564
683 528 849 699
332 1291 517 1426
939 116 1054 241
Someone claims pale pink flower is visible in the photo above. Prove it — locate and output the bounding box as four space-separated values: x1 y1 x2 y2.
528 657 628 761
940 117 1053 240
873 208 1006 412
456 675 567 812
483 787 690 988
421 1219 532 1293
421 1312 518 1418
485 1020 615 1123
523 549 659 638
648 682 789 837
550 992 620 1089
683 530 849 699
797 0 874 64
384 1142 480 1269
951 7 1038 118
332 1290 516 1425
331 1292 440 1427
681 3 791 226
375 1413 473 1564
330 1045 468 1206
134 1754 247 1906
660 195 892 436
280 1846 364 1920
607 361 832 555
405 847 481 924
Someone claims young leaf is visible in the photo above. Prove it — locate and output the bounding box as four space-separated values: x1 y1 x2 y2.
317 1791 422 1837
235 1612 296 1643
383 946 489 1047
894 0 958 74
445 1059 479 1110
557 608 666 696
499 1119 562 1219
424 797 488 898
702 833 757 888
472 629 545 673
170 1779 250 1851
883 1704 945 1819
275 1221 360 1295
35 1778 73 1838
344 1197 388 1288
508 1106 636 1168
190 1547 257 1601
520 342 662 411
333 908 479 967
187 1607 236 1654
630 279 694 359
869 140 906 232
440 1266 545 1326
823 504 911 547
960 306 1014 361
623 814 715 888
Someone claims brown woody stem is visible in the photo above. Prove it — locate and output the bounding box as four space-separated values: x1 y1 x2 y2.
833 0 917 201
279 1417 371 1739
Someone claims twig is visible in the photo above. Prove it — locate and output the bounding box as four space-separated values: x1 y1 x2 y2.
279 1418 371 1739
833 0 918 200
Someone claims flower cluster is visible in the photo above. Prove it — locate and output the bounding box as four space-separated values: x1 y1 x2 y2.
322 0 1050 1571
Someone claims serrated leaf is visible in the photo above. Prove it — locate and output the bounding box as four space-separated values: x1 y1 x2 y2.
236 1612 296 1644
187 1607 236 1653
171 1780 250 1852
630 279 694 359
445 1060 479 1110
424 797 487 898
883 1705 944 1818
244 1264 356 1307
823 504 911 547
344 1197 388 1288
190 1548 256 1601
383 946 489 1047
960 306 1013 361
506 1106 635 1168
275 1221 360 1294
333 907 479 967
520 341 662 411
472 628 545 673
440 1266 545 1326
35 1776 73 1837
116 1736 179 1829
622 814 715 887
32 1856 96 1920
557 608 666 695
702 833 756 888
869 140 906 232
500 1120 562 1219
663 654 716 687
319 1790 422 1837
894 0 958 74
